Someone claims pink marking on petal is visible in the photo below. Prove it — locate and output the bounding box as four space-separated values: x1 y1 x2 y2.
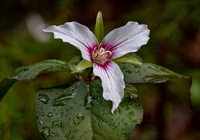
94 61 110 72
88 44 98 60
91 43 113 65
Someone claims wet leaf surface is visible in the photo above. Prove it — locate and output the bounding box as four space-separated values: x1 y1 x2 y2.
60 82 92 140
89 80 143 140
0 59 72 101
12 59 73 81
36 80 143 140
119 62 189 84
0 78 16 101
36 82 78 140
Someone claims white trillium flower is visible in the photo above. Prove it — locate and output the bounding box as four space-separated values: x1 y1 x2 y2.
43 21 150 113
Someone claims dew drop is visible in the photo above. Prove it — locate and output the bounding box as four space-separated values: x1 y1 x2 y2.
52 120 62 128
52 98 67 106
85 96 92 109
47 112 53 117
41 112 45 116
130 94 138 100
52 93 76 106
39 120 43 125
77 113 84 120
40 126 54 139
38 94 49 104
73 113 84 125
70 86 75 91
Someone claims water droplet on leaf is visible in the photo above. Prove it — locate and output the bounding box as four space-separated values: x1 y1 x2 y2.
38 94 49 104
47 112 53 117
85 96 92 109
72 112 85 125
52 93 76 106
51 120 62 129
41 112 45 116
70 86 75 91
40 126 54 139
39 120 43 125
130 94 138 100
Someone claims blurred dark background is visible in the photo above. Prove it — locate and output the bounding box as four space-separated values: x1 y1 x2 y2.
0 0 200 139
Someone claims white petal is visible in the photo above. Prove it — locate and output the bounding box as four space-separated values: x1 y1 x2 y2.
102 22 150 59
43 22 98 61
93 61 125 113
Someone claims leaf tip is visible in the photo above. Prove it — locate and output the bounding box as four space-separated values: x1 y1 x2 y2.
96 11 103 19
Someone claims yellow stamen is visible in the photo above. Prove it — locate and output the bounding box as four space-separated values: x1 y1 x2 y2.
92 46 112 65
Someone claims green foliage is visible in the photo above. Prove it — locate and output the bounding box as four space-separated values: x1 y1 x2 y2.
0 79 15 102
71 59 92 74
1 0 199 139
113 53 142 66
0 59 73 101
12 59 73 81
120 62 188 84
0 58 191 139
36 80 142 140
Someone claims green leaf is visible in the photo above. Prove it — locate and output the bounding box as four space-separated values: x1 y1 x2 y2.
36 80 143 140
36 82 79 140
0 78 16 101
12 59 73 81
0 59 73 101
120 62 192 117
94 11 104 42
113 54 142 65
89 80 143 139
71 59 93 73
119 62 188 83
60 82 92 139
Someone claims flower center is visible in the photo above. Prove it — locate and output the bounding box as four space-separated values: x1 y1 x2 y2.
92 44 112 65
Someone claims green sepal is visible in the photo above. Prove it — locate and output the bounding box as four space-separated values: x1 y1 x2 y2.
94 11 104 42
113 54 142 65
71 59 93 73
